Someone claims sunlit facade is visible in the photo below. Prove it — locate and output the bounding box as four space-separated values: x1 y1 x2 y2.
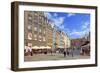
24 11 47 50
24 11 71 54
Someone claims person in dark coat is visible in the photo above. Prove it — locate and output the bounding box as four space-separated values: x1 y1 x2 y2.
63 51 66 57
67 48 69 56
71 48 74 57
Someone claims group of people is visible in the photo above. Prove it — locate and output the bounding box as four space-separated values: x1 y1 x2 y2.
24 46 33 56
63 48 74 57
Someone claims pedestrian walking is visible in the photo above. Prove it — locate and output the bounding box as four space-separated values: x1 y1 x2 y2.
67 51 69 55
71 48 74 57
50 50 53 55
66 48 69 56
28 46 33 56
63 51 66 57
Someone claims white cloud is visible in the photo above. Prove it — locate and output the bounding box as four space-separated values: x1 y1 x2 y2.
70 28 89 38
81 22 90 29
70 30 81 36
44 12 65 28
64 28 70 33
53 17 65 27
44 12 52 19
59 25 64 29
67 13 76 17
54 13 58 17
69 21 90 38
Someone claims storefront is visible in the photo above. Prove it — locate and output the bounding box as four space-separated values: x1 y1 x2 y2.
80 44 90 55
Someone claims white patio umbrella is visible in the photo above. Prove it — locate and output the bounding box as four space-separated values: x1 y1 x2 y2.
39 46 46 49
46 46 51 49
32 46 40 49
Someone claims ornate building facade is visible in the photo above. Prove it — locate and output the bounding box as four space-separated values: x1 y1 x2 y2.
24 11 71 54
24 11 47 49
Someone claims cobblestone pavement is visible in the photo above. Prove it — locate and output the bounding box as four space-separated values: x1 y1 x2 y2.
24 53 90 62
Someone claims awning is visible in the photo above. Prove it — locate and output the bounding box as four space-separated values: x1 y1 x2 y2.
81 44 90 50
82 44 90 47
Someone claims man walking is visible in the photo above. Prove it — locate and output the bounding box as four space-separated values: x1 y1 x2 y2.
63 50 66 57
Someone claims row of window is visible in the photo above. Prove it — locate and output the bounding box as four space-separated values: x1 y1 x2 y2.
28 25 46 34
27 12 49 42
28 14 47 23
28 13 52 25
27 32 46 41
28 15 46 33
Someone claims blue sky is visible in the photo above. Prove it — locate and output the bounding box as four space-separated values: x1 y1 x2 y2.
44 12 90 39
